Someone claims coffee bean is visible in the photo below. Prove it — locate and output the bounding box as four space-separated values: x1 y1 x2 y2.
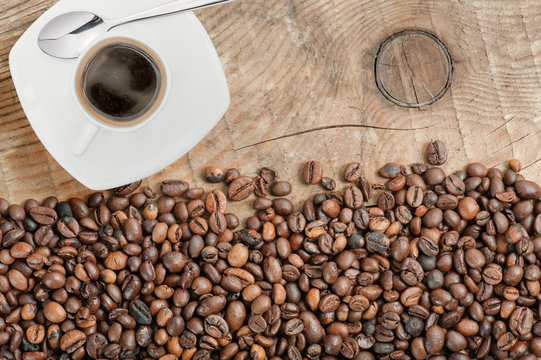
162 251 187 273
319 294 340 313
377 191 394 211
303 161 323 184
247 314 267 333
60 330 86 353
114 180 141 196
160 180 189 197
444 174 465 195
405 316 424 337
425 325 445 355
228 176 255 201
515 180 541 199
2 228 24 247
509 307 534 337
344 162 362 182
29 206 57 225
497 332 516 351
134 326 152 348
204 315 229 338
378 163 401 178
365 232 390 255
86 333 108 358
129 300 152 325
321 177 336 191
3 157 541 359
458 196 479 220
426 140 447 165
205 167 224 183
400 258 424 285
42 301 67 323
263 257 282 283
344 186 364 209
271 181 292 196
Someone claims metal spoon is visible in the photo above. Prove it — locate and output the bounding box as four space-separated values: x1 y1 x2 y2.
38 0 235 59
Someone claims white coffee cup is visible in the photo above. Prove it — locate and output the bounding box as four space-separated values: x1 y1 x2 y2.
71 37 167 156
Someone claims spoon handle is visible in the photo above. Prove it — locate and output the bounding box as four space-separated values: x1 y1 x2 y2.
109 0 236 28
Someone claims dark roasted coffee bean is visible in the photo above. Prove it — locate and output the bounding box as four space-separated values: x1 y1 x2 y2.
365 232 390 254
129 300 151 325
379 163 401 178
114 180 141 196
515 180 541 199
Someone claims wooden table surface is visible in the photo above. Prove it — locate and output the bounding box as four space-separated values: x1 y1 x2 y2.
1 0 541 217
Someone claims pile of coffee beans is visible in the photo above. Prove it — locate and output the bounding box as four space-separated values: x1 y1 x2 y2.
0 141 540 360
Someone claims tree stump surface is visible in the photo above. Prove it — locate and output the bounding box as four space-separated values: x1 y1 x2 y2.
1 0 541 218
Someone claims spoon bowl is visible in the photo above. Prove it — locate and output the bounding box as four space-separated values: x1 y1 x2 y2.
37 0 235 59
38 12 108 59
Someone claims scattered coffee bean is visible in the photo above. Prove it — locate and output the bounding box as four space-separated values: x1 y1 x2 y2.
426 140 448 165
320 177 336 191
303 161 323 184
0 152 539 359
114 180 141 196
270 181 292 196
228 176 254 201
205 166 224 183
344 162 362 182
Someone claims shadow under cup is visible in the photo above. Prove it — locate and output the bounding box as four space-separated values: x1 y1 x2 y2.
75 38 166 127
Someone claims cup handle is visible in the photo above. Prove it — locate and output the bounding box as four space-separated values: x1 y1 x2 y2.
72 123 99 157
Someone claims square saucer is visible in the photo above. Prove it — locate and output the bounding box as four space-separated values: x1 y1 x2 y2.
9 0 230 190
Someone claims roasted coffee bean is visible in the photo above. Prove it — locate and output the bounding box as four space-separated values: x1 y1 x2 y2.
129 300 152 325
515 180 541 199
60 330 86 353
509 307 533 337
86 333 108 358
114 181 141 196
344 162 362 182
365 232 390 254
204 315 229 338
160 180 189 197
228 177 255 201
426 140 447 165
321 177 336 191
205 167 224 183
271 181 292 196
304 161 323 184
2 156 541 359
379 163 401 179
162 251 187 273
29 206 58 225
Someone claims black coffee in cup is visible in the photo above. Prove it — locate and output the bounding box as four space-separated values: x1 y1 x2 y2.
76 38 166 126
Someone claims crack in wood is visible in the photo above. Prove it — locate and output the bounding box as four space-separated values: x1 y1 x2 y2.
489 115 517 135
523 158 541 171
233 123 432 151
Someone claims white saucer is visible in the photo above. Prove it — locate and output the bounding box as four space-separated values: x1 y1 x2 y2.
9 0 230 190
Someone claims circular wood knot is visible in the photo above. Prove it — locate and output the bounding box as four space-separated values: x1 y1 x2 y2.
375 30 452 108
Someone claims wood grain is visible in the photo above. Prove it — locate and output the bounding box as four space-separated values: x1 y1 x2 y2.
1 0 541 220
